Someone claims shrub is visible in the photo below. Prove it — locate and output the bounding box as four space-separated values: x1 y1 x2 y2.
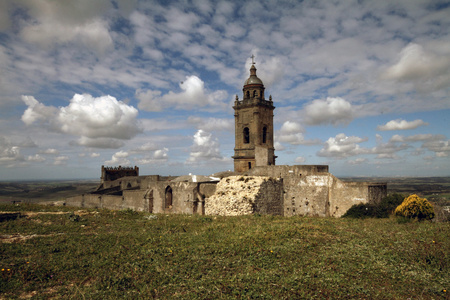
394 194 435 221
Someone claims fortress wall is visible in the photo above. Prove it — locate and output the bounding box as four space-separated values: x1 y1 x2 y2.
83 194 103 209
148 182 199 214
283 174 330 217
65 195 84 208
122 190 148 211
101 195 123 210
328 176 369 217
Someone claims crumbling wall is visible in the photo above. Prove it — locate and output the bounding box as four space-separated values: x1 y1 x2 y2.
328 176 387 217
205 176 283 216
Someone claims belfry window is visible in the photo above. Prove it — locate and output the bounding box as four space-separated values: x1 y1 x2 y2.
253 90 257 98
243 127 250 144
262 127 267 143
246 91 250 99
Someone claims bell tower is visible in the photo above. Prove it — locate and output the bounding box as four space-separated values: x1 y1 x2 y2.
233 59 276 172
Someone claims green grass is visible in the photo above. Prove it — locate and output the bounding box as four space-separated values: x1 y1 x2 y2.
1 203 449 299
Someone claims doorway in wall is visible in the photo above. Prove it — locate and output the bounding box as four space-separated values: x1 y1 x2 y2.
165 186 173 209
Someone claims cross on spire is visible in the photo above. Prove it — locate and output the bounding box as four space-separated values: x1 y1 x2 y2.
251 54 255 64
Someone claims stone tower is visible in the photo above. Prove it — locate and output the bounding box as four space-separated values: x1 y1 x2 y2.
233 61 276 172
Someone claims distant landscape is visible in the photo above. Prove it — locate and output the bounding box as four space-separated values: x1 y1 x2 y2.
1 177 449 207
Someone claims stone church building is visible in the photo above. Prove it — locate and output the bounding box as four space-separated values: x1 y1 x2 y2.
66 62 387 217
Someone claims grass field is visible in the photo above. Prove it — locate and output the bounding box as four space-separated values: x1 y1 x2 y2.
1 203 448 299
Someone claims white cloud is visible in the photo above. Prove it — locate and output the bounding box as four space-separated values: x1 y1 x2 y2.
16 0 113 54
105 151 130 166
295 156 305 164
423 139 450 157
382 43 450 91
22 94 141 148
137 148 169 164
276 121 321 145
318 133 368 158
188 117 234 131
348 158 367 165
377 119 429 131
54 156 69 166
21 95 58 126
136 75 228 112
186 130 227 164
27 154 45 162
40 148 59 155
303 97 354 126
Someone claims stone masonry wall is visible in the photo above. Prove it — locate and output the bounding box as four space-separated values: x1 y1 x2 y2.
205 176 283 216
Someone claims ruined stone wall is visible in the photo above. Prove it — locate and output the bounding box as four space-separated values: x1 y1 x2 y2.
248 165 331 217
283 174 331 217
205 176 283 216
148 182 201 215
122 190 148 211
328 177 387 217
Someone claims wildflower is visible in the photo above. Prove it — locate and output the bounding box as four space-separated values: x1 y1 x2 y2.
1 269 4 272
7 269 10 272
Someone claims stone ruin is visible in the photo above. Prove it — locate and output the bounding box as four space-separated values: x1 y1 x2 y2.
65 61 387 217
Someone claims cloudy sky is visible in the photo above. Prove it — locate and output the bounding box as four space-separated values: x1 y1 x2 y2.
0 0 449 180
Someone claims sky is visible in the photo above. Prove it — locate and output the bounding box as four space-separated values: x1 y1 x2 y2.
0 0 449 181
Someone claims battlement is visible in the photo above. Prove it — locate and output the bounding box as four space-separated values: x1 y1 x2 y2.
101 165 139 183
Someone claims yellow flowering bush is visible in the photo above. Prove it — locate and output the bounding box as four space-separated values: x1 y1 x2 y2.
394 194 435 221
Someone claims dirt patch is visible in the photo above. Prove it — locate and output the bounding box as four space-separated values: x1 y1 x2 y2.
0 233 65 243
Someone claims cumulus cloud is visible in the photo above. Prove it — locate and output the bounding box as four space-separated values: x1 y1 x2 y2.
105 151 130 165
276 121 321 145
0 141 24 164
382 43 450 91
377 119 429 131
303 97 354 126
136 148 169 164
22 94 141 148
186 130 227 163
136 75 228 112
318 133 368 158
422 139 450 157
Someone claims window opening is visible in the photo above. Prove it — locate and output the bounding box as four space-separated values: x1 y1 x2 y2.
165 186 173 209
243 127 250 144
262 127 267 143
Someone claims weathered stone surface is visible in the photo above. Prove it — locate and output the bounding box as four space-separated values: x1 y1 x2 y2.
205 176 283 216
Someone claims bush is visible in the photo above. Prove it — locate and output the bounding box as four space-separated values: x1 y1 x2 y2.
342 193 405 219
394 194 435 221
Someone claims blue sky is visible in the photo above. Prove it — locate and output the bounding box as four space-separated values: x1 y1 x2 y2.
0 0 449 180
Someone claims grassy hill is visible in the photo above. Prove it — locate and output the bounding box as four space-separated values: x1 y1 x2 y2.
1 203 448 299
